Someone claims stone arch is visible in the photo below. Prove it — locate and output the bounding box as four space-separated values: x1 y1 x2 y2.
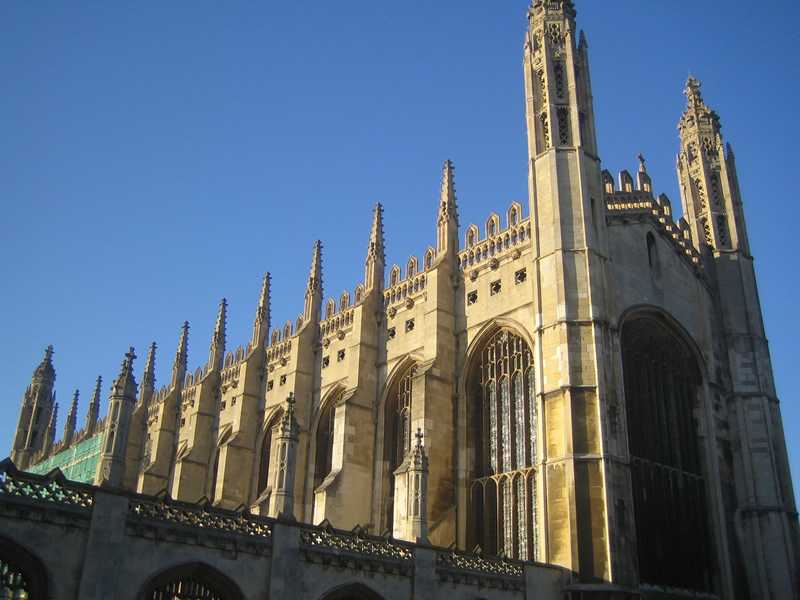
619 306 712 592
139 562 243 600
319 582 386 600
252 407 284 509
311 386 345 493
0 536 49 600
376 355 422 534
462 323 538 560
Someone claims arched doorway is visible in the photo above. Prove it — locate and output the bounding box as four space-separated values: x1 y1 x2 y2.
0 537 48 600
320 582 385 600
621 313 712 591
140 563 243 600
381 362 417 533
465 328 538 560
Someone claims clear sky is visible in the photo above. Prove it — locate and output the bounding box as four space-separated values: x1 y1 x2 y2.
1 1 797 500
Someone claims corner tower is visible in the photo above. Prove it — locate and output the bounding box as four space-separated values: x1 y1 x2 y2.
678 78 799 599
11 346 57 470
523 0 616 583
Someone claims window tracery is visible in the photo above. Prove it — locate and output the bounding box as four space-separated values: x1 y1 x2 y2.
383 363 417 530
468 329 537 560
622 315 711 591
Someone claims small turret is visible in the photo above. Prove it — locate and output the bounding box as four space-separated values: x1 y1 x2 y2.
11 345 58 469
96 348 138 487
63 390 79 447
209 300 227 371
364 203 385 293
252 273 271 349
436 160 460 256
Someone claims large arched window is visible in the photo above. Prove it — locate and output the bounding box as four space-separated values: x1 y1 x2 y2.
621 314 711 592
141 563 243 600
382 363 416 532
467 329 537 560
314 399 336 490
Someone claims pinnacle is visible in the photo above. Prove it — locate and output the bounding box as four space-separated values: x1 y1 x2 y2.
307 240 323 296
439 159 459 225
112 347 138 398
34 344 56 382
684 75 704 107
143 342 157 385
367 203 385 263
258 273 271 310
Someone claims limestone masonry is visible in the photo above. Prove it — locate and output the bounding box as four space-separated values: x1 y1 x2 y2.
4 1 798 599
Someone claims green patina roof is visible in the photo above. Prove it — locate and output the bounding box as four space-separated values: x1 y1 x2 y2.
27 433 103 484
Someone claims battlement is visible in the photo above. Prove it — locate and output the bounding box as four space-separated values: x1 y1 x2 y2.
604 166 703 276
459 202 531 273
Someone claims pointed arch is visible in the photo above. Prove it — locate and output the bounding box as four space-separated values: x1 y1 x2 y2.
462 321 538 560
139 562 243 600
354 284 365 304
312 386 345 492
389 265 401 287
376 354 422 534
319 582 385 600
0 536 49 600
619 306 711 591
465 224 479 248
507 201 523 228
254 408 283 505
325 299 336 320
340 290 350 311
406 256 418 279
485 213 501 238
423 247 435 271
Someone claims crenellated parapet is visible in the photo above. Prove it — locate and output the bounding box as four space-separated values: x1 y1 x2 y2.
459 203 532 275
603 163 704 278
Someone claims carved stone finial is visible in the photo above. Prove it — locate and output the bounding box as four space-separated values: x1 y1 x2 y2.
638 153 647 173
415 427 424 449
684 76 703 107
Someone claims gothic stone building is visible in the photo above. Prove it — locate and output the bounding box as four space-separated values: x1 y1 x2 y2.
5 1 799 599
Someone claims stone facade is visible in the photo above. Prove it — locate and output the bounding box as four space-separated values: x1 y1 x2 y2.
6 1 799 599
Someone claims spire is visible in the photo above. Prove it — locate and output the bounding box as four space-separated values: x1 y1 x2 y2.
63 390 78 446
308 241 323 296
303 241 323 322
171 322 189 388
138 342 157 408
86 376 102 435
142 342 156 390
438 160 458 223
436 160 460 255
209 299 227 370
111 347 138 400
252 273 271 348
364 204 385 292
33 345 56 384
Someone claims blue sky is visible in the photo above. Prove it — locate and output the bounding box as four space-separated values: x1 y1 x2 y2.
1 1 797 500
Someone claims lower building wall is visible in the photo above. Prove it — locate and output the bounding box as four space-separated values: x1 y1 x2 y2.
0 461 571 600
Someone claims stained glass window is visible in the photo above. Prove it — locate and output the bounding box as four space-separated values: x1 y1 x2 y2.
469 329 537 561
